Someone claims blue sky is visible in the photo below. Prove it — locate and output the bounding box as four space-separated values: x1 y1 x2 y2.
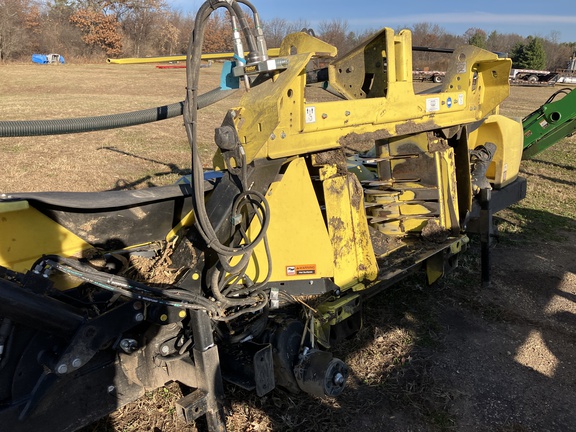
176 0 576 43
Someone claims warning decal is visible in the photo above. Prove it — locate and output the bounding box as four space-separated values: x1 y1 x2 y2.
286 264 317 276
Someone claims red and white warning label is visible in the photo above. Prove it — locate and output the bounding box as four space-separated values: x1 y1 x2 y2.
286 264 317 276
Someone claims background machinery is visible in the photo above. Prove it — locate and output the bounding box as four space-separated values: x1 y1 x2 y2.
0 1 540 430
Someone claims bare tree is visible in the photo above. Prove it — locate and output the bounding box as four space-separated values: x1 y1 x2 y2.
156 19 179 55
118 0 168 57
542 32 573 70
0 0 37 61
263 17 289 48
410 22 456 70
317 19 351 54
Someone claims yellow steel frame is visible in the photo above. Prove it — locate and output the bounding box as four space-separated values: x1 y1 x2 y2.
228 30 511 165
226 28 512 296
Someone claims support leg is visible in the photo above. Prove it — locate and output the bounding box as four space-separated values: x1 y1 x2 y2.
479 188 492 288
178 310 227 431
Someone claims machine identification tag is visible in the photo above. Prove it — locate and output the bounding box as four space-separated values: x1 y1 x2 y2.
456 61 467 74
305 106 316 123
426 97 440 112
286 264 317 276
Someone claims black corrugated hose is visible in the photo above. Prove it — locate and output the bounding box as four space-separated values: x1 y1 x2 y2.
0 87 236 137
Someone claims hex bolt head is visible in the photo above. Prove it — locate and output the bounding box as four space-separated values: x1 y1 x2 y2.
161 345 170 356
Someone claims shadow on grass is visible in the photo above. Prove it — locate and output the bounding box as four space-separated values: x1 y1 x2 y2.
527 159 576 172
100 146 191 190
495 207 576 243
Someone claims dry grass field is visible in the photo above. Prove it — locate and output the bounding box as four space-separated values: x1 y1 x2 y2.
1 62 576 432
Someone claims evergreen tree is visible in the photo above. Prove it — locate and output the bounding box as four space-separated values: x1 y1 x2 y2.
466 28 487 49
511 36 547 69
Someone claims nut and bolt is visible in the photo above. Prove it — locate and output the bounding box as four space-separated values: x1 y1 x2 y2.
120 338 138 353
333 372 345 386
160 345 170 356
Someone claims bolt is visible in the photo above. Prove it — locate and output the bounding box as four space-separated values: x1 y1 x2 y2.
333 372 345 386
57 364 68 374
280 131 286 139
133 301 143 310
107 385 116 394
322 113 328 119
160 345 170 356
270 133 276 140
120 338 138 353
134 313 144 322
72 358 82 368
345 111 351 116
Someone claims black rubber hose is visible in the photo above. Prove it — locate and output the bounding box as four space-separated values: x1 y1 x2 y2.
0 87 236 137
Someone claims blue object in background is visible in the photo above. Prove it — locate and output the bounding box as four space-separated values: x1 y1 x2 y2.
32 54 65 64
220 61 240 90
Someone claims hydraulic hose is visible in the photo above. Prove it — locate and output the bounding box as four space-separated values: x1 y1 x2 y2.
0 87 236 137
184 1 271 316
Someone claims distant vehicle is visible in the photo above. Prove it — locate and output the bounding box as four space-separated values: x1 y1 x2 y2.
509 68 554 83
412 69 445 83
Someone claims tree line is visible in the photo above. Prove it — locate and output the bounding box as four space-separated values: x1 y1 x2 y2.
1 0 575 71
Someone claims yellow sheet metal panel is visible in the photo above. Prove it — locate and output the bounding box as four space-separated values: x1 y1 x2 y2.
242 157 334 282
468 114 523 188
435 148 460 233
323 171 378 290
0 202 93 273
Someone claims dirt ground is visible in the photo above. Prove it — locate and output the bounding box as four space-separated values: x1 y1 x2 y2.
429 234 576 432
